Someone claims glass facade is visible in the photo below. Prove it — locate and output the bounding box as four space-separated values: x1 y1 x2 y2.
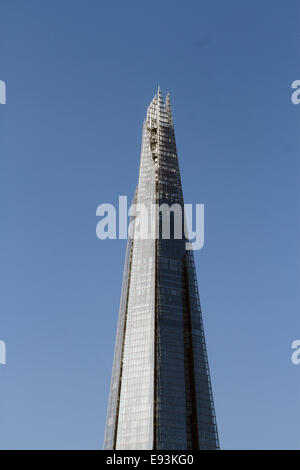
103 89 219 450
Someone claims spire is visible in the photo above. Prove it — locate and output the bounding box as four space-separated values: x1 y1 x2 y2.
104 89 219 450
156 85 162 126
165 91 174 126
157 84 162 95
146 87 174 128
157 85 163 106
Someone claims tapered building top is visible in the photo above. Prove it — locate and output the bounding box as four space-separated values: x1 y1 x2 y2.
146 86 174 128
104 89 219 450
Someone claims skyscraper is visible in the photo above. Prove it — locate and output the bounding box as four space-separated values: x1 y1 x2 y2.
104 89 219 450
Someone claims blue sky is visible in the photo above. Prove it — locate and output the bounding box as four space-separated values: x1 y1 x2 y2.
0 0 299 449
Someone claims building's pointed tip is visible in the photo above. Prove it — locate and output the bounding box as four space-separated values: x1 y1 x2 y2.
165 91 174 125
157 85 164 110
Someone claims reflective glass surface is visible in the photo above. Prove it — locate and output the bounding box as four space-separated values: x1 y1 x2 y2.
104 90 219 450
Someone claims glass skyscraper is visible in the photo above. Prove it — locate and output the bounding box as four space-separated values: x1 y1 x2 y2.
104 89 219 450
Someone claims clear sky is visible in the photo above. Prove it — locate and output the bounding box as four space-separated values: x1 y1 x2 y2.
0 0 299 450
